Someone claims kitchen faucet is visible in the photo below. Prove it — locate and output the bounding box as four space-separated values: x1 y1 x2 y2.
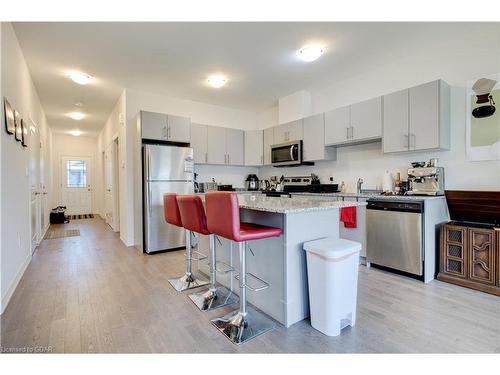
357 178 364 194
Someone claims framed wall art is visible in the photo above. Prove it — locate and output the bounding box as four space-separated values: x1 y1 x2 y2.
21 118 29 147
466 73 500 161
4 98 15 135
14 110 23 142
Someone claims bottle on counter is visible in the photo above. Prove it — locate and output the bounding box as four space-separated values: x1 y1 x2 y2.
395 172 401 195
340 181 346 193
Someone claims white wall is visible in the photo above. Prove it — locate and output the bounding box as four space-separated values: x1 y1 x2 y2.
261 24 500 192
1 23 52 313
52 133 99 213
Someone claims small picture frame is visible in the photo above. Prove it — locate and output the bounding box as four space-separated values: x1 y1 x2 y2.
14 110 23 142
4 98 15 135
21 118 28 147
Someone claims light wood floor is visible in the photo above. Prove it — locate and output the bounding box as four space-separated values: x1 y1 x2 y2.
1 217 499 353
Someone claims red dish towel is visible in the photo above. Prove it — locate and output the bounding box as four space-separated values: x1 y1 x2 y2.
340 206 357 228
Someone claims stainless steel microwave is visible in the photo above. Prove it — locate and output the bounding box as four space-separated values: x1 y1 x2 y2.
271 140 303 166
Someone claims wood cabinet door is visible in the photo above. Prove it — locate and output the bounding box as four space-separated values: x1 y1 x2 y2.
325 105 350 145
206 126 226 165
245 129 263 166
383 89 409 153
442 225 468 278
141 111 167 140
226 128 244 165
167 114 191 143
350 96 383 141
468 228 496 285
409 80 440 151
303 113 325 161
263 127 274 165
190 123 208 164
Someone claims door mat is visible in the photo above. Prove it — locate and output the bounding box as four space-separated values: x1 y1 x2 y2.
69 214 94 220
44 229 80 240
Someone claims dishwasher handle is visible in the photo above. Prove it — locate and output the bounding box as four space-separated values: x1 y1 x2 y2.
367 199 424 213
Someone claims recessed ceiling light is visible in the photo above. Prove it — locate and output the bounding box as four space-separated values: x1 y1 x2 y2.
67 112 85 120
207 75 227 88
74 102 84 107
297 45 326 62
67 71 93 85
70 130 82 136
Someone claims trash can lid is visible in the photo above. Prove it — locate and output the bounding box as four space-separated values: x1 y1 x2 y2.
303 237 361 260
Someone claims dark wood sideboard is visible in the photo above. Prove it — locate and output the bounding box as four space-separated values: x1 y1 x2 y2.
438 224 499 296
438 190 500 296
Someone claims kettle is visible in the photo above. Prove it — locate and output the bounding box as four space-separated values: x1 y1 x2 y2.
245 174 259 191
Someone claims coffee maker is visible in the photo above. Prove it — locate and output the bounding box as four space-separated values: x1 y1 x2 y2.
407 166 445 196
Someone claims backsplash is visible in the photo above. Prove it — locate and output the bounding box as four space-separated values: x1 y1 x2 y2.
194 164 259 188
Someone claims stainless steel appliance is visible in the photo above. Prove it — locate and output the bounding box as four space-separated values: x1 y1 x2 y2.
143 144 194 253
245 174 259 191
271 140 312 167
198 181 217 193
281 175 339 193
367 199 424 277
407 166 445 196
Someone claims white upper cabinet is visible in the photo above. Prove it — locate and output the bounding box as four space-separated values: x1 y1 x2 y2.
206 126 245 165
141 111 168 140
409 80 450 151
303 113 336 162
168 114 191 143
350 96 382 141
383 79 450 153
207 126 226 165
263 127 274 165
190 123 208 164
274 119 303 144
383 89 409 153
324 97 382 146
325 106 350 145
226 128 245 166
245 130 264 166
140 111 191 143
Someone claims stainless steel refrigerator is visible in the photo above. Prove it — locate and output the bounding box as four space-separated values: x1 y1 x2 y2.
143 144 194 253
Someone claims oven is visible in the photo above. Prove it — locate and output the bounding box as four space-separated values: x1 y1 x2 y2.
271 140 302 167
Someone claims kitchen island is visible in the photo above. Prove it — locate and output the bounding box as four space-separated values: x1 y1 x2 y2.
196 194 366 328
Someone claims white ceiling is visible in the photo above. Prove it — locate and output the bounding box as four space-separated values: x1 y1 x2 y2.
12 22 494 136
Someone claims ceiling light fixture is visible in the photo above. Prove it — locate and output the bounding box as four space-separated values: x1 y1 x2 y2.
70 130 82 137
297 44 326 62
67 71 93 85
207 75 227 88
67 112 85 120
74 102 84 107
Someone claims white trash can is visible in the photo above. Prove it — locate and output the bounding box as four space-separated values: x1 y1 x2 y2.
303 237 361 336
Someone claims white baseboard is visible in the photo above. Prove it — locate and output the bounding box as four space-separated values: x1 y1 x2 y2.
1 253 32 315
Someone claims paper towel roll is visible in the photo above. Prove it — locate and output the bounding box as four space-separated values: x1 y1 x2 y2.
383 170 393 192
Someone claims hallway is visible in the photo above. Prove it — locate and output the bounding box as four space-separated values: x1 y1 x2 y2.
1 218 499 353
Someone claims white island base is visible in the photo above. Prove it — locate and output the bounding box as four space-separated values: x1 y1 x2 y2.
196 197 364 328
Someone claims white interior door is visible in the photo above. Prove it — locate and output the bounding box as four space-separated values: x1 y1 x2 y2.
30 120 42 252
104 145 113 227
61 156 92 215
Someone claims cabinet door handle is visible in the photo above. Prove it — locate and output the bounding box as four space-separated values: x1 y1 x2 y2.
351 126 354 139
205 152 208 163
227 154 230 164
346 127 349 140
261 155 263 164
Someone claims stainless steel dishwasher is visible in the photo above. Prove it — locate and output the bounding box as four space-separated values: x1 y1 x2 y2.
366 199 424 277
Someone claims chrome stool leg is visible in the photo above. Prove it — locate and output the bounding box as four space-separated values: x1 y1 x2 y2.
211 241 275 345
188 234 237 311
168 230 209 292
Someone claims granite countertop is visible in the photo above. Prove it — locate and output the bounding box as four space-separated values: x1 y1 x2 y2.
198 193 366 214
290 192 446 201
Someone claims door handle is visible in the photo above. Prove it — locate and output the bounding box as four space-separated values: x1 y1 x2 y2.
227 154 230 164
346 127 349 140
205 152 208 163
350 126 354 139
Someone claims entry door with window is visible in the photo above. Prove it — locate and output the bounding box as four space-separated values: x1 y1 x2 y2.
61 157 92 215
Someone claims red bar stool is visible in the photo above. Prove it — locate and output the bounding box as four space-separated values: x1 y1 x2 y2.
205 191 282 345
163 193 209 292
177 195 237 311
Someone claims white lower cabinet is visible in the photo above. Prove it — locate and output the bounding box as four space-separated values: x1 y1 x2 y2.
245 129 264 166
190 123 208 164
303 113 336 162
